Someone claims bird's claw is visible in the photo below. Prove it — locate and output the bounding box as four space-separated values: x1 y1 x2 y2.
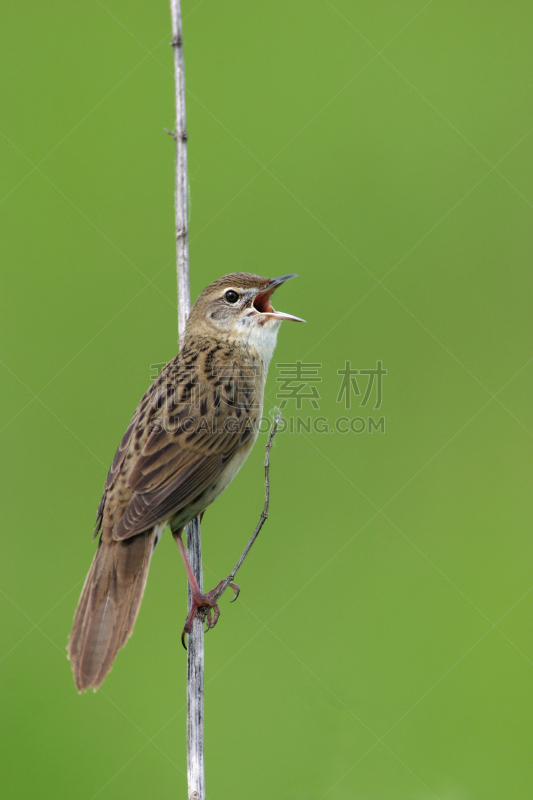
181 580 241 648
229 581 240 603
181 582 224 648
204 604 221 632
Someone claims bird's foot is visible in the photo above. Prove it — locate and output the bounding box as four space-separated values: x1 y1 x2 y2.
181 581 240 648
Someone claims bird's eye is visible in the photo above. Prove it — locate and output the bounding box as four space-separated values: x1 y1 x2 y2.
224 290 240 304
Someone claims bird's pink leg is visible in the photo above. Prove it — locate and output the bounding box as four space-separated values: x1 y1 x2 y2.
172 529 239 648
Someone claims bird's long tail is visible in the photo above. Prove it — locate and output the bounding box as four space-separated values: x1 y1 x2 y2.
68 529 156 692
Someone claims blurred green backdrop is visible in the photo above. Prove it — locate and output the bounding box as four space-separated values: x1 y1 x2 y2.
1 2 532 798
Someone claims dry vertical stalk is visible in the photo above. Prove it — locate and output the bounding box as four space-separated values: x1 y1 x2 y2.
169 2 205 799
170 0 190 340
169 6 284 798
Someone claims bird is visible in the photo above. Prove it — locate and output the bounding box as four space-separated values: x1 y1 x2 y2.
67 272 304 692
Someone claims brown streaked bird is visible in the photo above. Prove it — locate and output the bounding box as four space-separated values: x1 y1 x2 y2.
68 272 304 692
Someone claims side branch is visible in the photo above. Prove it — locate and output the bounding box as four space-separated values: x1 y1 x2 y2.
213 411 282 605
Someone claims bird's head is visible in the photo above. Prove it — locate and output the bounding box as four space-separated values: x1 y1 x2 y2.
186 272 305 360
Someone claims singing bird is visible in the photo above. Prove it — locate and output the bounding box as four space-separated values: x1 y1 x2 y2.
68 272 304 691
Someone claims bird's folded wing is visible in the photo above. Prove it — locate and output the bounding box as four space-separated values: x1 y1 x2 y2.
112 414 242 539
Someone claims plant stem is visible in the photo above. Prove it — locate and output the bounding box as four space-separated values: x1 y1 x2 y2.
169 3 204 799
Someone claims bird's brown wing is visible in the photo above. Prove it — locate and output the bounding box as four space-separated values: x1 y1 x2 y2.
111 400 250 540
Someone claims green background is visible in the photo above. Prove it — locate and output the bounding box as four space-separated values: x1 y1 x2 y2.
1 2 532 798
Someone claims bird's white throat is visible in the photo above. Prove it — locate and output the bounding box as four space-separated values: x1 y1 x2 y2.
230 316 282 368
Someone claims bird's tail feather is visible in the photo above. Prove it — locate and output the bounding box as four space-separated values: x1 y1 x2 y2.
68 530 156 692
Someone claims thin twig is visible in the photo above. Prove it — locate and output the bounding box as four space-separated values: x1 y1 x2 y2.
212 411 282 604
169 3 204 800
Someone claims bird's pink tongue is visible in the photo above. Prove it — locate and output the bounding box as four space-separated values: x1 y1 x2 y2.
253 290 275 314
253 287 306 323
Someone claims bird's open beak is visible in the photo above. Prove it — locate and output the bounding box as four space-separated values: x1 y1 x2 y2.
252 274 306 323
